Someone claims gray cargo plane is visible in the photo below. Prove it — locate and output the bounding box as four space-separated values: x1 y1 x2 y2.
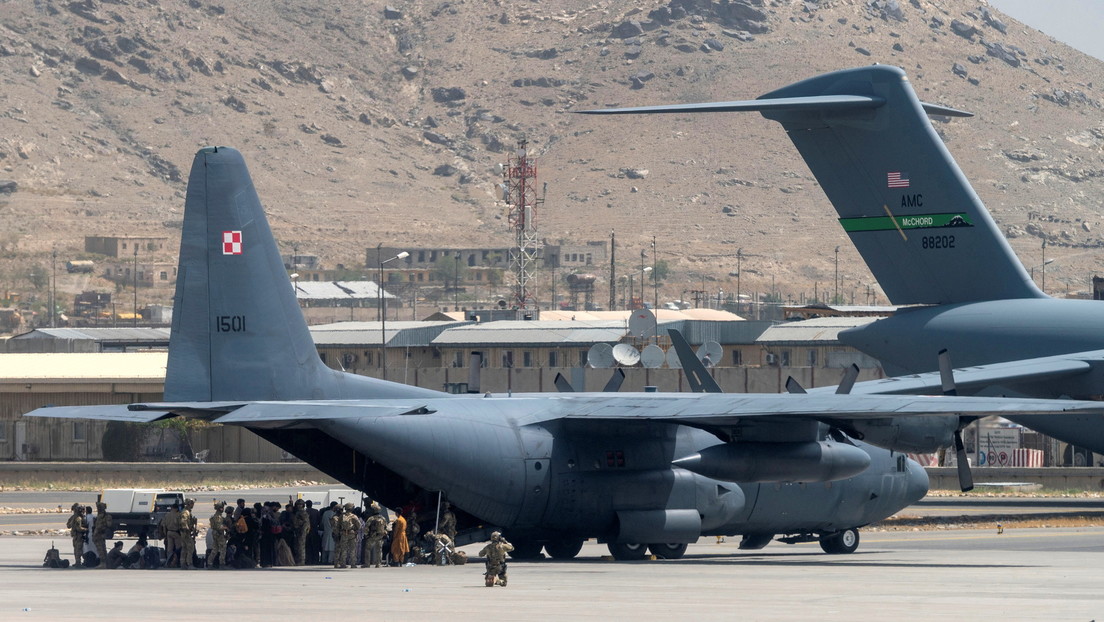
580 64 1104 457
26 146 1104 558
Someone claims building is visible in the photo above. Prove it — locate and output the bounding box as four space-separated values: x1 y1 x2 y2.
756 316 885 370
309 320 470 373
102 261 178 287
6 327 171 352
544 240 608 269
84 236 170 258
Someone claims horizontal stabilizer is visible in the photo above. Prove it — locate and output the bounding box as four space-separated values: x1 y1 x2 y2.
23 404 175 423
578 94 885 116
212 400 434 424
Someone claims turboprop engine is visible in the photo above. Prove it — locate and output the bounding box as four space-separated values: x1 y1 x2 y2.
671 441 871 483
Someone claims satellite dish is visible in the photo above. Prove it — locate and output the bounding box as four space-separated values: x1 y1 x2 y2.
697 341 723 367
641 344 665 368
612 343 641 367
587 343 615 369
628 308 657 341
665 347 683 369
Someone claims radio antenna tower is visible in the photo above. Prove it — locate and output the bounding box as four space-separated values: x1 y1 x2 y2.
504 140 543 316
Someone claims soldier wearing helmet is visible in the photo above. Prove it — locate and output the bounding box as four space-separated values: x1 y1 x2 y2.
179 498 198 569
66 504 88 567
362 501 387 568
91 501 113 568
292 499 310 566
208 501 230 569
478 531 514 587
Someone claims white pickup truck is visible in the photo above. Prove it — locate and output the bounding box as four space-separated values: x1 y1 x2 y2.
98 489 185 537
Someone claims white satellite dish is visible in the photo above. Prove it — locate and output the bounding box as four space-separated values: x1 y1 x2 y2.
696 341 723 367
641 344 665 368
587 343 615 369
665 347 683 369
612 343 641 367
627 308 657 341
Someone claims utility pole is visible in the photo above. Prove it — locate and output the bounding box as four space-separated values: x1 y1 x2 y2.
608 231 616 312
834 246 840 305
133 244 139 327
50 248 57 328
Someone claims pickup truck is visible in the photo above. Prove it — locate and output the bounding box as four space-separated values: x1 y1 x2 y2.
98 489 185 537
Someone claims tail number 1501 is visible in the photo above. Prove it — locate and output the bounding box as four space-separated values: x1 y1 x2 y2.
216 315 246 332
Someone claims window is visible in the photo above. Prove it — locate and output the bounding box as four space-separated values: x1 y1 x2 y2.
122 242 127 250
579 350 587 366
731 350 742 366
453 352 465 367
780 350 791 367
73 422 87 442
807 349 817 367
160 271 168 280
503 351 514 368
548 351 558 367
0 421 6 442
522 351 532 367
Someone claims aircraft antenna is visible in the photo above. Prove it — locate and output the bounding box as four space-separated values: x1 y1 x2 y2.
504 140 543 316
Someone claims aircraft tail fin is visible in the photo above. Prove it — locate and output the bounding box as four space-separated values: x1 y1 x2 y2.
166 147 436 402
581 66 1043 305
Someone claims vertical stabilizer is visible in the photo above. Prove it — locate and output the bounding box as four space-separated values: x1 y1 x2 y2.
166 147 436 401
758 66 1042 304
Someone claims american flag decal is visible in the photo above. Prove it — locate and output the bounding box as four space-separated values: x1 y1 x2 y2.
887 171 910 188
222 230 243 255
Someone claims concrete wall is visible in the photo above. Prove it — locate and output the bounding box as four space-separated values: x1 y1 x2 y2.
0 462 330 488
926 467 1104 491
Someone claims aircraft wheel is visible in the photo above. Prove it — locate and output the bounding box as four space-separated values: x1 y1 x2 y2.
507 539 544 560
607 542 648 561
544 538 584 560
648 542 688 559
819 528 860 554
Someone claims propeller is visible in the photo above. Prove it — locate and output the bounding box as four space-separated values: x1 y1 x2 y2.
553 373 575 393
785 377 807 394
938 348 974 492
667 329 723 393
602 368 626 393
835 364 860 395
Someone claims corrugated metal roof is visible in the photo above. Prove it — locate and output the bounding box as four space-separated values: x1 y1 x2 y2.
309 321 470 347
12 328 172 341
757 317 881 344
433 320 629 346
539 309 745 322
0 352 167 382
294 281 397 300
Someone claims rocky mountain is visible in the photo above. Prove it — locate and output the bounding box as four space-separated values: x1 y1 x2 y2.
2 0 1104 317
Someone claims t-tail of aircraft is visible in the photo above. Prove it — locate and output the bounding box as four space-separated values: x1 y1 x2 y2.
165 147 437 402
580 65 1044 305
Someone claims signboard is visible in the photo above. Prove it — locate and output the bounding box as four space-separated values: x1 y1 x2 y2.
977 428 1021 467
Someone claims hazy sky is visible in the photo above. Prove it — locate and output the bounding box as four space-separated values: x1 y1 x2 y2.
988 0 1104 61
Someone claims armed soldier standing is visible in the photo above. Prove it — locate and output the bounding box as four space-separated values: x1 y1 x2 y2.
362 502 387 568
208 501 229 569
329 504 345 568
478 531 513 587
179 498 198 569
338 502 361 568
160 503 182 567
292 499 310 565
66 504 87 567
91 501 113 568
439 501 457 542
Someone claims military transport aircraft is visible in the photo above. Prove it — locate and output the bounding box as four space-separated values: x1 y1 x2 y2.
26 146 1104 559
579 64 1104 457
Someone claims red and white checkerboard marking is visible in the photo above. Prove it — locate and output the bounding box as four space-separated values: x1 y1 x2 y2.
222 230 242 255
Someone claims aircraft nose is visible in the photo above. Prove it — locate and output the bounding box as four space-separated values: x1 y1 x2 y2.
906 458 930 504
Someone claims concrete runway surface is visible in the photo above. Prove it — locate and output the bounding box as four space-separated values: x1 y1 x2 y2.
3 530 1103 621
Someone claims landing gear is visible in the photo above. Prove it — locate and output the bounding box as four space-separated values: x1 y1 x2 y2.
647 542 688 559
544 538 584 560
819 528 860 554
507 539 544 560
606 542 648 561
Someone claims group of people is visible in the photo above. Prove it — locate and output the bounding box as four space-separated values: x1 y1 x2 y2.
59 495 511 584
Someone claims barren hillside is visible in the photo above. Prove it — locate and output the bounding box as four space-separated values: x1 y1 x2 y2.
2 0 1104 320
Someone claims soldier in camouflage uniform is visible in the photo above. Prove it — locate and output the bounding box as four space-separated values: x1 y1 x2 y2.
208 501 229 569
425 530 454 566
338 502 362 569
439 501 457 542
361 502 387 568
179 498 198 569
330 504 346 568
160 503 182 568
292 499 310 566
91 501 113 568
66 503 87 567
478 531 513 587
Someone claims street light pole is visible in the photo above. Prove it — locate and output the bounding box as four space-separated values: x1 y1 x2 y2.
133 244 139 327
1041 240 1047 293
454 252 461 312
736 248 742 317
378 245 409 381
834 245 840 305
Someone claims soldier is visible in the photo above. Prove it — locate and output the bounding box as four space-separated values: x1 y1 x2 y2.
329 504 345 568
439 501 457 542
362 502 387 568
426 530 454 566
66 503 87 567
406 510 421 544
208 501 229 569
91 501 113 568
292 499 310 566
338 502 361 569
179 498 198 569
478 531 514 587
160 502 182 568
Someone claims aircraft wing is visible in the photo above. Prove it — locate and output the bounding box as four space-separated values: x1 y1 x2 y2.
812 351 1098 396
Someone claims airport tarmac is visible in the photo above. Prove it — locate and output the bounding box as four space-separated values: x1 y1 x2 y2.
3 529 1103 620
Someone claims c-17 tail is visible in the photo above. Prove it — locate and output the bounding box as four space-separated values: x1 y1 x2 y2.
580 65 1044 306
166 147 437 402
